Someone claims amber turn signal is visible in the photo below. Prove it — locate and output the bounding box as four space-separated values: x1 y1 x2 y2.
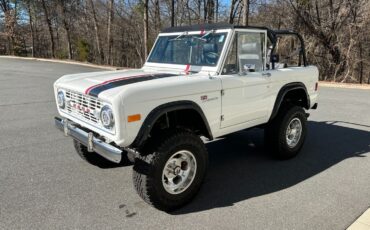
127 114 141 122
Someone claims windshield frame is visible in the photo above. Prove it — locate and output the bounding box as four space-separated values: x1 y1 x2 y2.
144 29 232 73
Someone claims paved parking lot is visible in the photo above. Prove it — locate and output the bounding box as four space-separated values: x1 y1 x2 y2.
0 57 369 229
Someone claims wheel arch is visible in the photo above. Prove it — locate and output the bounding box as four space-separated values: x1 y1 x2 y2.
131 100 213 148
269 82 310 121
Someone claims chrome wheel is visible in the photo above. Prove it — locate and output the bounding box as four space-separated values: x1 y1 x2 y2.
286 117 302 148
162 150 197 194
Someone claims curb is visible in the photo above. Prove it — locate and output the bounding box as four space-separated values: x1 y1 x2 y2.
0 55 120 70
319 82 370 90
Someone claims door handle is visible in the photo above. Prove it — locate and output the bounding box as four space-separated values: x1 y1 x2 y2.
262 72 271 77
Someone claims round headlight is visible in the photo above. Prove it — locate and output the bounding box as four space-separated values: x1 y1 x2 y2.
100 105 114 129
57 91 65 109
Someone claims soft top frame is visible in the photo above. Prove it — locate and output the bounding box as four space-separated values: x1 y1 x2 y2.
161 23 308 68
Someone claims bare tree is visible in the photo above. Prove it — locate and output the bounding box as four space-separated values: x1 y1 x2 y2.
229 0 239 24
107 0 114 65
26 0 35 57
206 0 214 23
154 0 161 32
143 0 149 59
171 0 175 27
41 0 55 58
88 0 104 63
242 0 249 26
0 0 17 55
59 0 72 59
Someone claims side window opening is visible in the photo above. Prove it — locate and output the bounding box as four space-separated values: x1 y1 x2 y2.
238 32 265 73
222 31 266 75
273 35 302 68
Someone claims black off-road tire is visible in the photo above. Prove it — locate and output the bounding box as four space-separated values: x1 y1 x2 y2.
265 106 307 159
73 140 131 166
132 130 208 212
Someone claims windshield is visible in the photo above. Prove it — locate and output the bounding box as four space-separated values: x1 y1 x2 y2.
147 32 228 66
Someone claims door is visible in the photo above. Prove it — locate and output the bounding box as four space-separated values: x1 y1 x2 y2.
220 30 271 128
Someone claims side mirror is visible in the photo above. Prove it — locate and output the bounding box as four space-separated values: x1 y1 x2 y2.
271 54 279 63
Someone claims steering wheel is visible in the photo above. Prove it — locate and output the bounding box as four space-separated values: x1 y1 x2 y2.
204 52 219 65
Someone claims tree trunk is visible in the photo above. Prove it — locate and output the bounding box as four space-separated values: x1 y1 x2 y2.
26 0 35 57
107 0 114 65
88 0 104 64
242 0 249 26
59 0 72 59
41 0 55 58
229 0 237 24
154 0 161 32
203 0 207 21
143 0 149 60
206 0 214 23
198 0 201 23
215 0 218 22
171 0 175 27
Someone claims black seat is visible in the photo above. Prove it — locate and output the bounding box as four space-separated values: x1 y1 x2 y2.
203 43 219 65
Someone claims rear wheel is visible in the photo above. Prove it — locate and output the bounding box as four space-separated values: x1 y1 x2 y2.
265 106 307 159
133 130 208 211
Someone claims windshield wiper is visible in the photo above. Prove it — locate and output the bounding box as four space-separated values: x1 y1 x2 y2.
192 29 216 42
201 29 215 39
169 31 188 41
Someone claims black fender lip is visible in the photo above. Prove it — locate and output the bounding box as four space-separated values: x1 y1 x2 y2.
269 82 310 121
130 101 213 148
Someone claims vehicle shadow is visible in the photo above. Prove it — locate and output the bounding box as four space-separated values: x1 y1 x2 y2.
87 150 133 169
172 121 370 215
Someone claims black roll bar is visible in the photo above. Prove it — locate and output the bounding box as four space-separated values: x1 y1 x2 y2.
268 30 308 68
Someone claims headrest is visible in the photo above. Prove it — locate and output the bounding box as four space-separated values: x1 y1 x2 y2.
240 43 259 54
203 43 218 53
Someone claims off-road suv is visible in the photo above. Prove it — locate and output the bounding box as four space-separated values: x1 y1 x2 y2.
54 23 319 211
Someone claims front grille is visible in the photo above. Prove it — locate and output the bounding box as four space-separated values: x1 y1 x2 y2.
64 90 102 124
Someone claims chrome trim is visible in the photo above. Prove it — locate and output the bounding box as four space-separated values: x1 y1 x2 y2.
55 117 122 163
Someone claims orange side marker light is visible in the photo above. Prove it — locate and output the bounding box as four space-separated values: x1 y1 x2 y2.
128 114 141 122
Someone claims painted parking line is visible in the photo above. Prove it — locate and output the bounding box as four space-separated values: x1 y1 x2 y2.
348 208 370 230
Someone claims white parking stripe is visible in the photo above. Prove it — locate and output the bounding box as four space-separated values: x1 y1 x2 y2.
348 208 370 230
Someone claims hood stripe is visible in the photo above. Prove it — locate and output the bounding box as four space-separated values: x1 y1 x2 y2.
86 73 177 97
84 74 148 95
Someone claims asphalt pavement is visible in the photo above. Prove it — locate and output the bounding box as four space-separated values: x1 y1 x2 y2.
0 57 369 230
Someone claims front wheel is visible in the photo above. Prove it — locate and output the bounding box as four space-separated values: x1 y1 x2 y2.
133 130 208 211
265 106 307 159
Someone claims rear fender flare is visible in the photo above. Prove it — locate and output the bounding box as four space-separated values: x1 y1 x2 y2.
269 82 310 121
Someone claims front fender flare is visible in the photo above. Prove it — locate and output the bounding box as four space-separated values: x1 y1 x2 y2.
131 100 213 147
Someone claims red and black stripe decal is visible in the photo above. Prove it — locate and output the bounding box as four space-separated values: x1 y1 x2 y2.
85 73 176 97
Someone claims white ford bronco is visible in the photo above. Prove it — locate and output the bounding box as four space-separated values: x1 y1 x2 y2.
54 23 318 211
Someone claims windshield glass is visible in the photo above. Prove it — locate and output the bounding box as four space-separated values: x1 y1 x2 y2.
147 32 228 66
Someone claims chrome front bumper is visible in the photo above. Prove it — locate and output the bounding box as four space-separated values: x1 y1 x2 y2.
54 117 122 163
